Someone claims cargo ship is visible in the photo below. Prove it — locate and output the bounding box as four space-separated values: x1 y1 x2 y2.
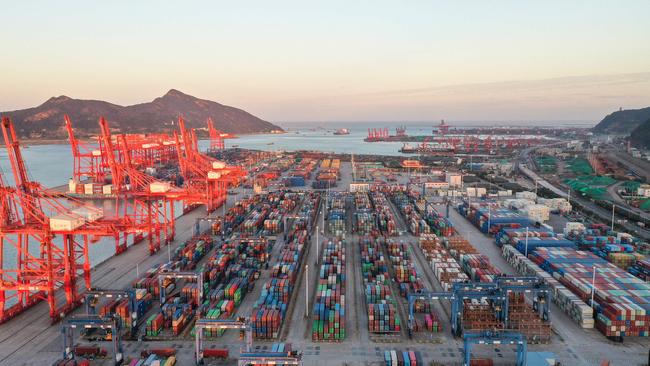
333 128 350 135
364 126 408 142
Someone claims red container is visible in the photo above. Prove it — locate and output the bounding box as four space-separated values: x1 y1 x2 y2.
203 348 229 358
142 348 176 358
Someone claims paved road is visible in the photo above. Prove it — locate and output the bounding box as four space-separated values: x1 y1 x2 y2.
606 150 650 182
519 160 650 240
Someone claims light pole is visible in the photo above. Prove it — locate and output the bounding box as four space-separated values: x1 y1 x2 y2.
322 193 326 232
305 264 309 318
524 226 530 258
591 265 596 309
316 226 320 264
611 204 615 230
487 204 491 235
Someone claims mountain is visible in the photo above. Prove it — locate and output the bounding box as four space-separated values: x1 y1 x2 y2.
629 118 650 149
1 89 282 139
592 106 650 135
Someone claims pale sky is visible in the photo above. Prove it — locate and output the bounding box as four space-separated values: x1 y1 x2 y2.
1 0 649 122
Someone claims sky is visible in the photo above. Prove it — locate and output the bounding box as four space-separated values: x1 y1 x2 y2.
1 0 649 123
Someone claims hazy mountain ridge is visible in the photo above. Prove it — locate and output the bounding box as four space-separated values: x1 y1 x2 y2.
629 118 650 149
592 106 650 134
1 89 282 139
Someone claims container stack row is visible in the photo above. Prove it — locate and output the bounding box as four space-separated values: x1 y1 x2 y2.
369 191 397 236
327 192 347 236
390 191 430 235
173 236 214 271
459 254 502 282
353 192 377 235
422 232 551 342
530 247 650 338
385 240 424 297
414 202 454 237
418 234 469 292
359 236 401 333
458 201 532 234
314 158 339 189
261 192 301 235
312 240 346 341
290 158 319 181
501 244 594 328
383 350 423 366
252 193 321 339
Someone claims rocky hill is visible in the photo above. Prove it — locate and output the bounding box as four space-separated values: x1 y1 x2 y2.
629 118 650 149
1 89 282 139
593 106 650 135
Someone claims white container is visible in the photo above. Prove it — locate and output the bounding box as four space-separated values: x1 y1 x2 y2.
102 184 113 195
149 182 171 193
84 183 94 195
212 161 226 169
207 171 221 180
68 179 77 193
71 207 103 222
523 204 550 222
49 214 85 231
516 191 537 200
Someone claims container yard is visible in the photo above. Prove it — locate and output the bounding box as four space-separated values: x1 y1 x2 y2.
1 121 649 366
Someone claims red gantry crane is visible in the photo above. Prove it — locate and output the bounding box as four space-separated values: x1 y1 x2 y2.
0 117 143 323
207 117 225 151
66 115 180 186
97 117 183 255
175 117 245 212
65 115 105 184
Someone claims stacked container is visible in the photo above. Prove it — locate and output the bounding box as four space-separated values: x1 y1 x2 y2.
390 191 431 235
530 247 650 338
359 236 401 333
312 240 346 341
418 234 469 291
369 191 397 236
385 240 424 296
253 191 322 339
501 244 594 328
328 192 347 235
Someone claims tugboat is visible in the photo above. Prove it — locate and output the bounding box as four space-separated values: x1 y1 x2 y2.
333 128 350 135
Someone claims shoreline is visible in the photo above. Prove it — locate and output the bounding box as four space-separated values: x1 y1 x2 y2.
21 130 286 146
